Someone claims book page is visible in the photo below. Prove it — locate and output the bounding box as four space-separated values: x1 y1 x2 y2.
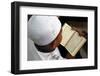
65 32 86 56
61 23 75 46
71 37 86 56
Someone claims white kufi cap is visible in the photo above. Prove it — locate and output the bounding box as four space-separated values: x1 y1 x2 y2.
28 16 61 46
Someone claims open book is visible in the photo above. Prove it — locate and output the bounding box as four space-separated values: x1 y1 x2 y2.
60 23 86 56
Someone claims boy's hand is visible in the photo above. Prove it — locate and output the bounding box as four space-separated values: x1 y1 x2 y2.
72 27 87 38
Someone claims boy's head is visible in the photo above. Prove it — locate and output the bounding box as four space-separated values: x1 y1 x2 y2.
28 15 62 52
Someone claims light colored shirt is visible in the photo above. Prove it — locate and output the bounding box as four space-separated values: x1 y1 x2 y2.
28 38 63 61
36 47 63 60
